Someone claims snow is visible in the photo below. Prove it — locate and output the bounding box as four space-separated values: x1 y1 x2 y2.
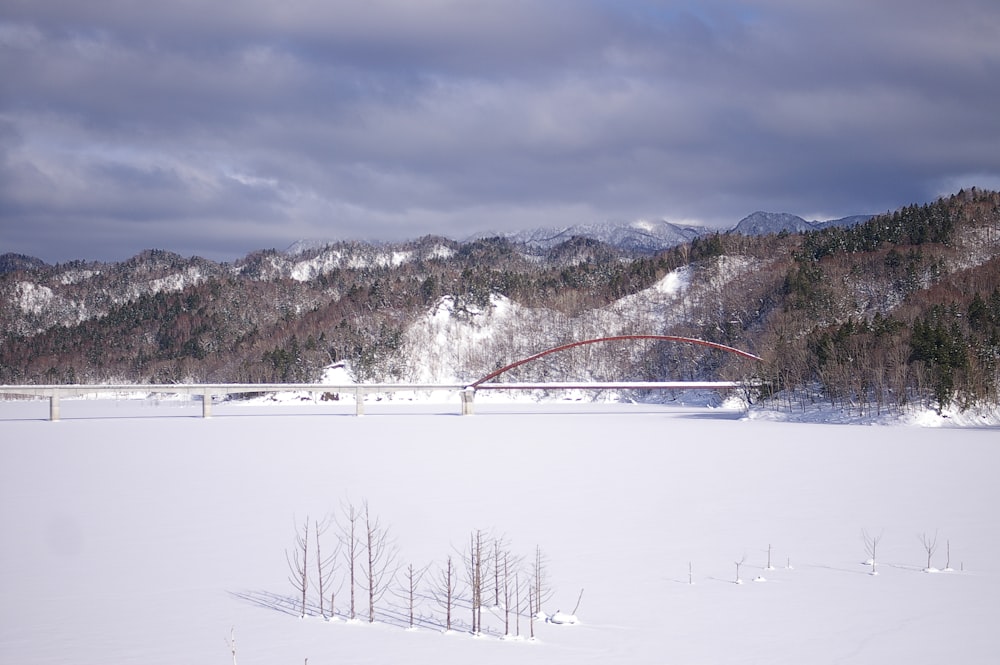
402 294 526 384
289 248 416 280
427 244 456 260
1 399 998 664
14 281 56 315
651 266 689 295
145 268 204 296
290 250 344 281
546 611 579 625
58 269 101 285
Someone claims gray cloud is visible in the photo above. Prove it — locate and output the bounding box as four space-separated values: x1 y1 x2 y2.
2 0 999 263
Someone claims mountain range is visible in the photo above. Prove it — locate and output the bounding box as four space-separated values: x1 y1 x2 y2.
732 212 873 236
1 190 997 416
3 210 874 273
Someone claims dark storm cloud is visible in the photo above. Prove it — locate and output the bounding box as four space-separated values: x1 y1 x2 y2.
2 0 999 263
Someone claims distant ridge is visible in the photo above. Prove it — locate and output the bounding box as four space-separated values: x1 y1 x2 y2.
734 212 874 236
7 210 874 271
480 219 706 254
0 253 48 275
734 212 814 235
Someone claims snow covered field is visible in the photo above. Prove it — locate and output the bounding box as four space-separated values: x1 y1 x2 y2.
1 398 998 664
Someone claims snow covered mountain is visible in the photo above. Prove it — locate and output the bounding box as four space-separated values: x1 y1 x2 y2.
734 211 873 235
478 219 707 254
0 253 47 275
733 212 815 235
285 212 875 261
2 189 998 414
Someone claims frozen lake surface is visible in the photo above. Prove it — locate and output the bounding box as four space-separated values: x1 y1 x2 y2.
1 399 998 664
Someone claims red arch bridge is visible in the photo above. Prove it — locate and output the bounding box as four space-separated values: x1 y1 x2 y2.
460 335 761 414
0 336 761 420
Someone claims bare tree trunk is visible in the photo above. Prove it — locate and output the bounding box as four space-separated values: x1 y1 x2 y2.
338 501 361 620
531 545 552 615
362 501 398 623
468 532 477 634
475 530 483 632
314 516 336 619
434 555 456 632
529 587 535 639
515 571 521 637
446 557 453 631
367 510 375 622
494 538 502 608
571 588 584 615
394 562 427 629
225 626 237 665
503 553 510 636
465 529 487 634
920 531 939 570
863 529 883 575
286 517 310 617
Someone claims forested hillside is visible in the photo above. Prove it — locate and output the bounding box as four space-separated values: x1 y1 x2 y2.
2 189 998 414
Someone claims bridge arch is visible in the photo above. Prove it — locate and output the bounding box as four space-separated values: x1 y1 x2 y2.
469 335 762 388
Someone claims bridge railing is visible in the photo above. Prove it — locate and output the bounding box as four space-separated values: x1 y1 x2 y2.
0 383 466 420
0 381 751 420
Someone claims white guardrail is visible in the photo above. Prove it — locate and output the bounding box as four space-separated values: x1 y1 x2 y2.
0 381 745 420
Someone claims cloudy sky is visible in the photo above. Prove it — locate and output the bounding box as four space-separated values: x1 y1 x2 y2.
2 0 999 263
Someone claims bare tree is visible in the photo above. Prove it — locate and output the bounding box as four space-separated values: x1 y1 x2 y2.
396 562 429 629
863 529 883 575
337 501 362 620
571 588 585 615
492 535 509 608
466 532 478 634
286 516 310 617
432 554 458 632
528 587 535 639
920 531 939 571
362 500 398 623
484 538 524 638
514 571 522 637
502 551 517 636
314 516 337 619
464 529 490 634
531 545 554 616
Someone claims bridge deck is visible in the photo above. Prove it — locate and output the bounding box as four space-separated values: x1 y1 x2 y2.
0 381 748 420
476 381 743 390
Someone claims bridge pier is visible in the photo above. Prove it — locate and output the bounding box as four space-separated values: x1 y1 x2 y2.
460 387 475 415
355 387 365 416
202 390 212 418
49 391 60 421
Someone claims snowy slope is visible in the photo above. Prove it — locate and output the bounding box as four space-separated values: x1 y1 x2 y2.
400 267 698 387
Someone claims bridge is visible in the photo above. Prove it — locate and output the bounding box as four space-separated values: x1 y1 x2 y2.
0 335 761 420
